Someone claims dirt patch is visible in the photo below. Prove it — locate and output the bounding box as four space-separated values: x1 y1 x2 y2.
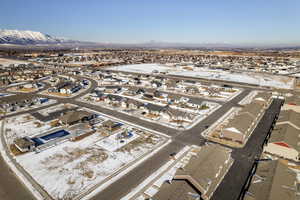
41 147 108 174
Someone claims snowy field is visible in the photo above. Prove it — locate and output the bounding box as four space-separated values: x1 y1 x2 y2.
169 70 295 89
0 58 28 67
15 130 164 200
108 63 176 74
95 131 140 152
5 114 54 144
108 64 295 89
6 112 166 200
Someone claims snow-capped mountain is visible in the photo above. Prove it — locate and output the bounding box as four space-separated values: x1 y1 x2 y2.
0 29 76 45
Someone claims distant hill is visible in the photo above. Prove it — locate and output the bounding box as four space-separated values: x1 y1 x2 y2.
0 29 84 45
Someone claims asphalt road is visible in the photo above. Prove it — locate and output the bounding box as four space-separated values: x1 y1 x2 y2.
0 154 35 200
211 99 283 200
0 72 282 200
90 140 185 200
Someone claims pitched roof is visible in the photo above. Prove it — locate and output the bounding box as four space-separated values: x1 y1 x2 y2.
59 110 91 124
254 92 272 102
14 137 34 149
224 113 255 136
240 102 264 118
153 180 199 200
268 123 300 151
175 144 232 198
277 110 300 129
245 160 297 200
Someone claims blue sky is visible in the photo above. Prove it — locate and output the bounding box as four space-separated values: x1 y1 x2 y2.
1 0 300 44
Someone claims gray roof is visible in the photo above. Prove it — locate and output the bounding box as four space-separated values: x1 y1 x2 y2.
144 103 165 112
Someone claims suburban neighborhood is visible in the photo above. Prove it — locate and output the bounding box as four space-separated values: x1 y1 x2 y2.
1 48 299 200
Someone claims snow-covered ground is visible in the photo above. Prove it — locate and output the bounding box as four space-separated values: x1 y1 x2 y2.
95 131 140 152
109 63 176 74
169 69 295 89
5 114 53 144
0 58 28 67
15 133 163 200
108 64 295 89
6 112 166 200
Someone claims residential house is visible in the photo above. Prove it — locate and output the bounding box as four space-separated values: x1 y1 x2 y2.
102 120 123 131
264 123 300 161
153 144 233 200
220 100 265 143
185 86 199 94
59 110 95 126
244 160 298 200
276 109 300 129
221 113 255 143
14 137 35 152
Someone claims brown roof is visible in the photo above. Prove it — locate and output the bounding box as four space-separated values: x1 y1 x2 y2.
268 123 300 151
224 113 255 136
240 102 264 118
102 120 115 128
14 137 34 149
254 92 272 102
245 160 297 200
152 180 199 200
175 144 233 199
277 109 300 129
59 110 91 124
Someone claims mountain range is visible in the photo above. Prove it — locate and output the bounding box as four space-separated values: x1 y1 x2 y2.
0 29 299 50
0 29 81 45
